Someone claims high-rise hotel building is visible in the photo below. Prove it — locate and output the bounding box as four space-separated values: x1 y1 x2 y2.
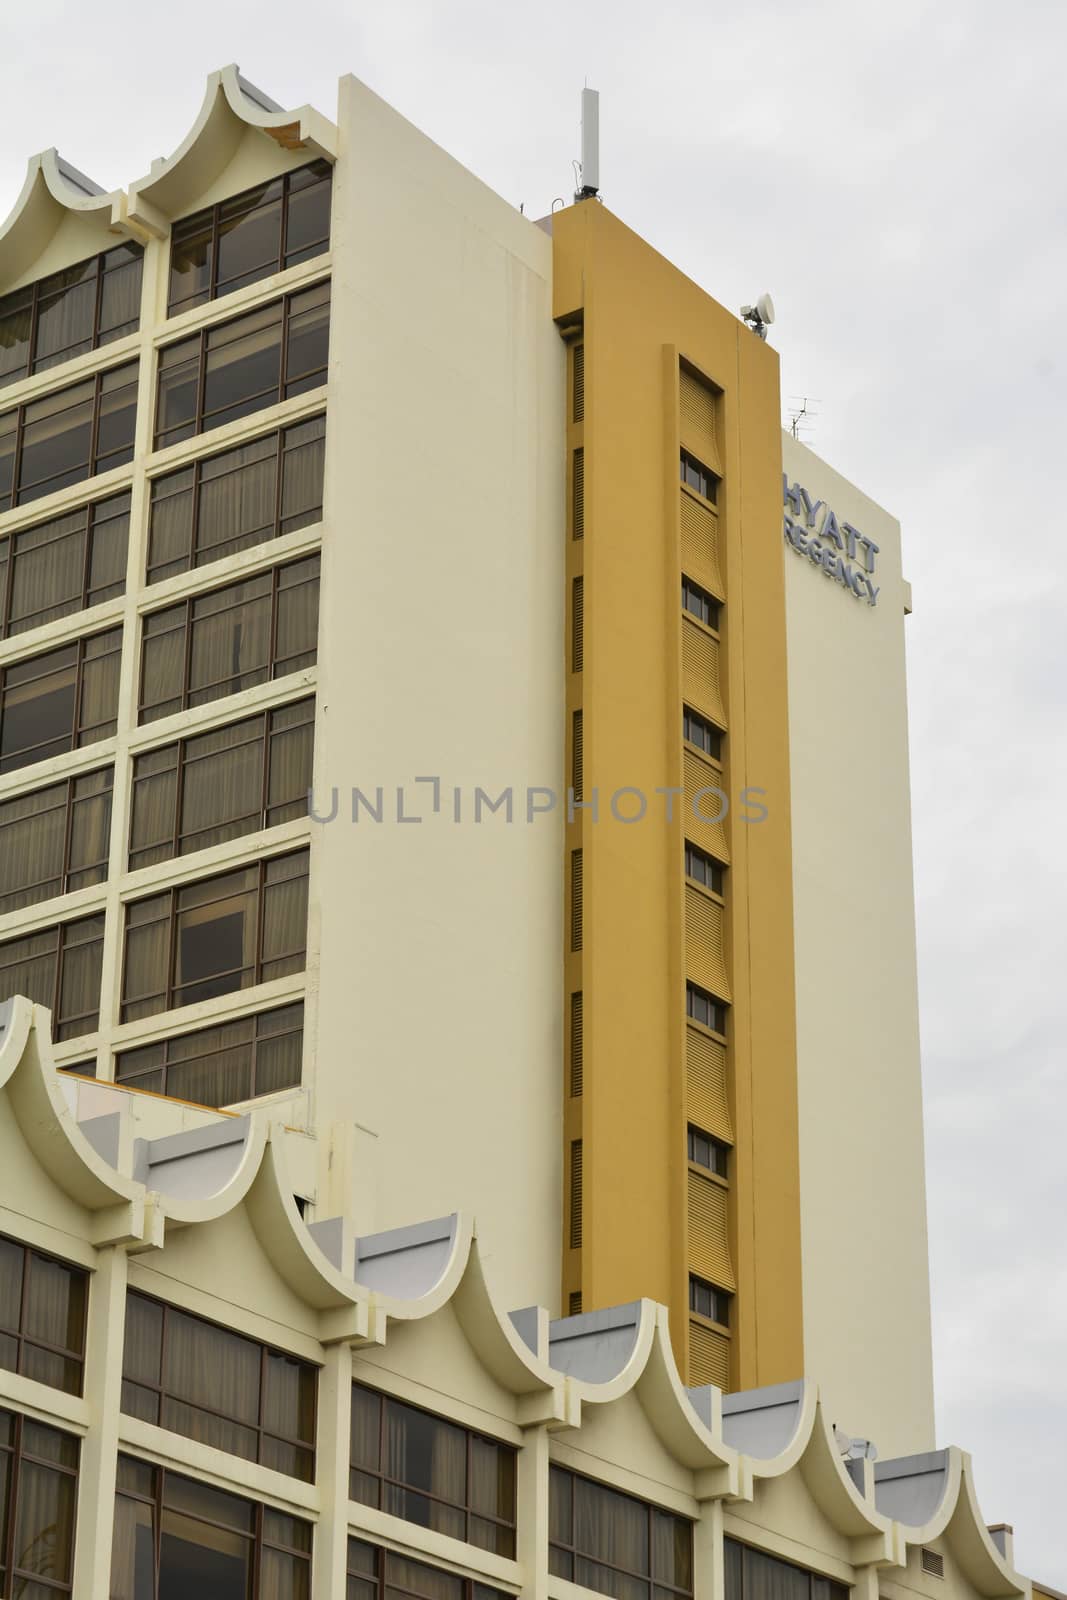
0 66 1049 1600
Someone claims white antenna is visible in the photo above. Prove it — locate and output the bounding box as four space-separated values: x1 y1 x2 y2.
577 88 600 200
786 396 820 441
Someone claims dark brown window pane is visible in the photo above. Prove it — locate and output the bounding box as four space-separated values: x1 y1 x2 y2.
130 700 313 870
0 1235 88 1395
121 1294 316 1478
549 1466 693 1600
147 417 325 583
0 914 104 1041
139 556 319 725
350 1384 517 1556
0 1409 80 1595
115 1003 303 1106
0 493 130 639
0 363 138 510
155 289 330 449
167 161 331 316
121 851 308 1023
0 767 112 914
0 244 142 390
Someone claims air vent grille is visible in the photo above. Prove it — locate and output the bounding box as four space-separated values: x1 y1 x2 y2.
921 1549 945 1579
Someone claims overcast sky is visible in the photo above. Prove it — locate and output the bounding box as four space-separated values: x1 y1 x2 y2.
4 0 1066 1581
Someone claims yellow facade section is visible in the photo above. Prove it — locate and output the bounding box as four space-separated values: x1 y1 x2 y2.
552 202 803 1389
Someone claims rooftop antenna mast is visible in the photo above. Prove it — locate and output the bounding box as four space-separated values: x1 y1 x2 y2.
575 87 600 201
787 396 820 442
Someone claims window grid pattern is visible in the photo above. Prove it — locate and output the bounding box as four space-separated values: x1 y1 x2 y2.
138 554 320 725
0 361 138 510
680 448 718 505
0 1234 88 1395
0 1407 80 1597
147 415 325 584
0 491 130 640
0 244 143 389
121 848 310 1023
350 1383 517 1558
114 1001 304 1107
689 1273 731 1328
347 1536 510 1600
0 766 112 915
112 1455 312 1600
129 697 314 870
682 575 720 631
0 625 122 774
121 1291 317 1480
168 161 332 316
0 913 104 1041
154 283 330 450
549 1464 694 1600
724 1536 851 1600
686 981 727 1039
684 840 724 896
682 705 722 763
687 1125 729 1179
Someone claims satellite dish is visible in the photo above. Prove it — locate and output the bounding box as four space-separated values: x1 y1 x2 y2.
739 293 776 341
847 1438 879 1461
833 1427 852 1456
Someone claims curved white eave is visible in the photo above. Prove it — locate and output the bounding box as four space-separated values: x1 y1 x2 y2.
0 998 153 1229
126 65 338 235
0 150 126 287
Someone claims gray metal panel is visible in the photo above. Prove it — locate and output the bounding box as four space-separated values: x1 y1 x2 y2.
308 1217 345 1270
354 1214 457 1298
79 1112 121 1168
721 1380 806 1459
873 1450 950 1525
509 1306 542 1356
547 1301 642 1382
686 1384 715 1431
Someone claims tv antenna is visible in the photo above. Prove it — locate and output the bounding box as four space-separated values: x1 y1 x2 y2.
740 292 775 341
787 396 820 442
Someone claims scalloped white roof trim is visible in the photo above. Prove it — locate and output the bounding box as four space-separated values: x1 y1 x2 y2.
0 994 1029 1596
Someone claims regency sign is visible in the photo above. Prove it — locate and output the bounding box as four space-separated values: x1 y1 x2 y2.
783 477 880 607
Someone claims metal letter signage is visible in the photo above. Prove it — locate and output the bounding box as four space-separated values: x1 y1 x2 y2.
782 476 880 607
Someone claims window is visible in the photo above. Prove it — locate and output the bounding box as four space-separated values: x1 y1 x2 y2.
549 1465 693 1600
138 554 319 724
680 448 718 505
684 841 723 896
155 283 330 449
689 1275 731 1327
0 767 112 914
129 699 314 870
347 1537 510 1600
121 1291 316 1479
0 626 121 772
0 361 138 509
147 416 325 583
115 1002 304 1106
682 705 722 762
112 1456 312 1600
724 1538 851 1600
0 914 104 1040
0 243 143 388
0 1408 79 1596
0 491 130 638
168 161 332 316
121 849 309 1023
0 1234 88 1393
687 1126 729 1179
686 981 726 1037
350 1383 517 1557
681 576 720 630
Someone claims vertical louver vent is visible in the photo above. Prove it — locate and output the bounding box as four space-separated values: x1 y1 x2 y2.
570 991 583 1096
570 849 583 951
572 447 584 539
569 1291 583 1315
921 1550 945 1579
572 576 584 672
569 1139 583 1247
572 708 584 801
573 344 585 422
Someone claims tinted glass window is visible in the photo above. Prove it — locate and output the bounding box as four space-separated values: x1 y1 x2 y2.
0 363 137 510
0 243 142 388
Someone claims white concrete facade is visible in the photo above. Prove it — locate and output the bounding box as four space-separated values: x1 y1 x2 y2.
782 434 935 1456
